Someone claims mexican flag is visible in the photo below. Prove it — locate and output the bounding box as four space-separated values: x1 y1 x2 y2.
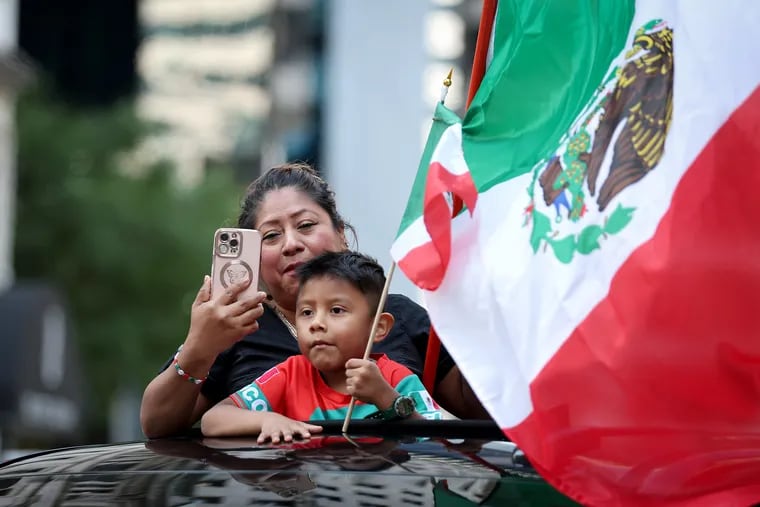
391 1 760 506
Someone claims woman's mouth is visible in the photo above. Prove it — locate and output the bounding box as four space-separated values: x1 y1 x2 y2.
283 262 303 275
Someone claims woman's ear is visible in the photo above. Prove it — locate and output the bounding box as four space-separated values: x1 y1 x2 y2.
372 313 395 343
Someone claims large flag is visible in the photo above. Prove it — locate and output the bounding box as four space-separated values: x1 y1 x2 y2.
391 1 760 506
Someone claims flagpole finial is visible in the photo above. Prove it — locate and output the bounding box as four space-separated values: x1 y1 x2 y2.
440 68 454 104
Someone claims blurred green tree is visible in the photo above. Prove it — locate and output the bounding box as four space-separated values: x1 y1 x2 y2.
14 87 245 440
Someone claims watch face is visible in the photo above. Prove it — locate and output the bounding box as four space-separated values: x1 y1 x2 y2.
394 396 416 418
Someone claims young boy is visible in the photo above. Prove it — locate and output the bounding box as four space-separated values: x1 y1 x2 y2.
201 251 442 442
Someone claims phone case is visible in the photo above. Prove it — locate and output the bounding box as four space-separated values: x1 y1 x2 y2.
210 228 262 300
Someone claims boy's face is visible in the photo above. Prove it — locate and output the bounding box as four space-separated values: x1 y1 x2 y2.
295 276 374 372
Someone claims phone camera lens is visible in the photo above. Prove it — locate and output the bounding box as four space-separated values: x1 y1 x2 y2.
229 238 239 247
220 233 229 242
219 244 229 254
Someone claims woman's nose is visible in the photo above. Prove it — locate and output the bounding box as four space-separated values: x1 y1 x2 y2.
282 229 304 255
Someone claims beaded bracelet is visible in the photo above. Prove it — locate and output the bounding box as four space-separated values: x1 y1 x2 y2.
172 345 208 385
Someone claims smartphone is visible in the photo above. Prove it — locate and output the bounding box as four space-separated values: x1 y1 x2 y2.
211 228 262 300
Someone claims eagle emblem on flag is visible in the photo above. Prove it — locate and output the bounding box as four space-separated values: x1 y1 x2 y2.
524 19 674 263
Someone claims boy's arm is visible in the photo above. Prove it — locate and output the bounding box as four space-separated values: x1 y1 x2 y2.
364 358 445 420
201 399 322 442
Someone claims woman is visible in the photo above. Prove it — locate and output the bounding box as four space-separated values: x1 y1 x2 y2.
140 163 487 438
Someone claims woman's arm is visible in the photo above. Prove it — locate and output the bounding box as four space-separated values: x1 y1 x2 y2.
140 349 215 439
435 365 491 419
390 295 489 419
139 276 266 438
201 399 323 443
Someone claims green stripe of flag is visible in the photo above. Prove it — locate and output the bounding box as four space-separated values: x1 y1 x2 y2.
462 0 635 193
396 102 461 236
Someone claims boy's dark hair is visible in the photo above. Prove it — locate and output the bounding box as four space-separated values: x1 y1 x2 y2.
296 251 385 312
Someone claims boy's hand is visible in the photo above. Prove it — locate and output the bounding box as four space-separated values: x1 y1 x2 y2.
345 358 398 410
257 413 322 444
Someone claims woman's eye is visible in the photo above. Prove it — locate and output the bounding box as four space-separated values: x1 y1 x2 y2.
262 231 279 241
298 222 315 230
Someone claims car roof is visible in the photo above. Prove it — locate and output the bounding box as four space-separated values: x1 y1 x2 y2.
0 420 579 505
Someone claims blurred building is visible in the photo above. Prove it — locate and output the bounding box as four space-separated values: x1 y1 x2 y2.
263 0 325 170
136 0 328 186
0 0 29 294
136 0 277 186
0 0 15 294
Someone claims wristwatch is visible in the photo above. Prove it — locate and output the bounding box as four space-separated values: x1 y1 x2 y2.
368 395 416 420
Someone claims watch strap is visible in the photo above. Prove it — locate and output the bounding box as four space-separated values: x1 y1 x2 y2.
365 395 414 421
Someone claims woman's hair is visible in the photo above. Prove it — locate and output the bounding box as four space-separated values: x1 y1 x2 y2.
238 162 355 243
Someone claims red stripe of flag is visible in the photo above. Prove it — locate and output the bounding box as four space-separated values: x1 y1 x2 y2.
509 85 760 507
421 162 479 291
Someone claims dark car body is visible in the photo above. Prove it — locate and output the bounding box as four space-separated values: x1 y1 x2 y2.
0 420 578 506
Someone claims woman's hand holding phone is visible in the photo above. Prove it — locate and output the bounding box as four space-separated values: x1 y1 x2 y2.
183 229 267 360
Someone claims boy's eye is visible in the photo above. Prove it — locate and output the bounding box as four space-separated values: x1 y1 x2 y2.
330 307 345 314
300 308 313 317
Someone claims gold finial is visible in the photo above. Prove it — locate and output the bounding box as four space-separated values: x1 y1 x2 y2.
443 68 453 87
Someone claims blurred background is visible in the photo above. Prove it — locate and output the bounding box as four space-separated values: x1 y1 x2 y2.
0 0 482 451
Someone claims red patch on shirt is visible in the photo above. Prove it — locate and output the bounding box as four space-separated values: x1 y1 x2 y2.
256 366 280 384
229 394 244 408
